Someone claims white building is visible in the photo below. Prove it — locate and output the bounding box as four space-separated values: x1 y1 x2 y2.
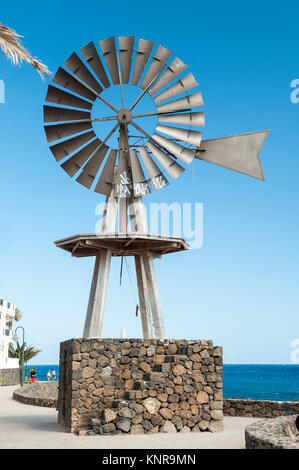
0 299 19 369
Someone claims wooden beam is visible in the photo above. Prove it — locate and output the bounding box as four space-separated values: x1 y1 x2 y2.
124 237 136 247
71 241 81 256
85 239 120 251
118 197 129 233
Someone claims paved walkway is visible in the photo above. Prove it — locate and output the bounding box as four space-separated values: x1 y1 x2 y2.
0 386 257 449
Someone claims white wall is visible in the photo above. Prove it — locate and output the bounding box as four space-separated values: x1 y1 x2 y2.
0 299 19 369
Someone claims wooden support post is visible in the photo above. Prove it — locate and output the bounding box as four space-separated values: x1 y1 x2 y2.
129 194 166 338
83 249 111 338
119 197 128 233
101 192 118 233
129 197 148 233
130 194 155 337
141 251 166 339
83 191 117 338
134 255 153 339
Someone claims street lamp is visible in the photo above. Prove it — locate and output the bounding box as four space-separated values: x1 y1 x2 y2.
14 326 25 387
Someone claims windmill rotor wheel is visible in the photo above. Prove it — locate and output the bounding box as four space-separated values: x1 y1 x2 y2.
43 36 205 198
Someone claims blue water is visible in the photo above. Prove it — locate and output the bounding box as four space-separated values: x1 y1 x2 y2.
223 364 299 401
26 364 299 401
24 365 59 382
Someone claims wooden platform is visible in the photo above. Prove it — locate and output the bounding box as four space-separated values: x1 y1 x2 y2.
55 233 189 258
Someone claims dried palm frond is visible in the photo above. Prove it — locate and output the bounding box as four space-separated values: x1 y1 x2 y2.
0 22 51 79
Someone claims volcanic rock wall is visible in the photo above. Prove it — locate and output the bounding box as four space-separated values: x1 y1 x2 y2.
58 338 223 435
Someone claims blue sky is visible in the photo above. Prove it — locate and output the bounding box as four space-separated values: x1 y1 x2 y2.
0 0 298 364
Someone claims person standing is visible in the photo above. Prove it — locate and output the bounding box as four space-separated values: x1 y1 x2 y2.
47 370 51 381
30 368 37 384
52 369 57 381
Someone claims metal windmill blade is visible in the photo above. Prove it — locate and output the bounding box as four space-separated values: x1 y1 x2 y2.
129 149 146 184
43 105 91 123
153 73 199 104
148 57 188 96
45 121 93 143
140 45 173 90
138 146 169 191
152 133 196 164
76 144 109 189
61 139 102 177
94 149 117 196
129 149 152 196
99 36 120 85
119 36 134 84
156 91 204 113
52 67 98 101
49 131 96 162
156 125 203 147
158 111 205 127
145 141 185 180
80 41 110 88
131 38 154 86
64 52 103 95
45 85 93 110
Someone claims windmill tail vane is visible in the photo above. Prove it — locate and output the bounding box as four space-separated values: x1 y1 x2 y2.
43 35 269 339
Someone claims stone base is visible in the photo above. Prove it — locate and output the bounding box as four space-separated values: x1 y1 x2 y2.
13 382 58 407
0 367 20 386
245 415 299 449
58 338 223 435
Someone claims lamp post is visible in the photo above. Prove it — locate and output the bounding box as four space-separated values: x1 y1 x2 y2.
14 326 25 387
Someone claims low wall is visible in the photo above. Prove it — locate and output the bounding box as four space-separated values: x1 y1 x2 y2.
58 338 223 435
13 382 58 407
224 398 299 418
245 415 299 449
0 367 20 386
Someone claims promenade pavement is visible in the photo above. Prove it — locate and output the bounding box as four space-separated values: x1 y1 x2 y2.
0 386 257 449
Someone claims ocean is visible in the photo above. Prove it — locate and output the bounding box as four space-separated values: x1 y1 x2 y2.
25 364 299 402
223 364 299 401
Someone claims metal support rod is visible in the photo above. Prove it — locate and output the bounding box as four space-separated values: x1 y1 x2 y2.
116 50 125 109
130 120 177 160
117 124 130 232
129 64 167 111
69 71 119 113
130 108 191 119
85 109 192 124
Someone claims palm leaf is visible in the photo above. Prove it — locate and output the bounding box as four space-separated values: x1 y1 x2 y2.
0 22 51 79
9 341 42 366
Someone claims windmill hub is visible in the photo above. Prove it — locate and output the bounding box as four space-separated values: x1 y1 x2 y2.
117 108 132 125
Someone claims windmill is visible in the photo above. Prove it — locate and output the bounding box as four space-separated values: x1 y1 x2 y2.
43 36 269 340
